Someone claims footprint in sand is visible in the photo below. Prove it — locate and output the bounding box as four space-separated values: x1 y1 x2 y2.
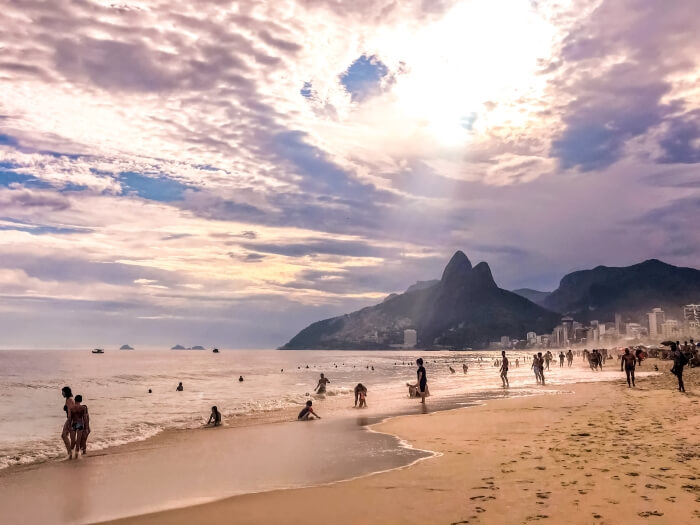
525 514 549 521
638 511 664 518
644 484 666 489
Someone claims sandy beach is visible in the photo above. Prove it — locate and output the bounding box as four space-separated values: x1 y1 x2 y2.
104 362 699 525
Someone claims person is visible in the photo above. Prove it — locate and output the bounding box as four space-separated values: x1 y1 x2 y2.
414 358 428 404
537 352 546 385
69 395 87 459
671 343 688 393
544 351 551 371
566 349 573 367
499 351 509 388
148 389 152 393
207 406 222 426
176 382 184 391
463 363 468 374
531 354 540 384
354 383 367 407
75 395 91 455
315 373 330 394
559 352 565 367
449 365 456 374
61 386 75 459
239 376 244 382
298 400 320 420
620 348 636 388
515 358 519 368
357 388 367 408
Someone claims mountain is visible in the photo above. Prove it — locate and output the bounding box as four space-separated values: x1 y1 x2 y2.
171 345 186 350
512 288 551 306
542 259 700 322
282 251 561 349
119 344 134 350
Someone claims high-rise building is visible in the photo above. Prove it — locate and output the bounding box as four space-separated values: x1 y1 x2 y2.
615 313 622 335
647 308 665 338
661 320 681 338
684 304 700 326
626 323 644 339
403 329 417 348
500 336 511 348
526 332 537 345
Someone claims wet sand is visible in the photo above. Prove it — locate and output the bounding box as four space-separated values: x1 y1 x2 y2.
105 361 699 525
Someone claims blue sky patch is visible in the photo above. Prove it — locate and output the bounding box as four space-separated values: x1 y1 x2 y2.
340 55 388 102
0 168 54 189
120 171 193 202
300 81 313 98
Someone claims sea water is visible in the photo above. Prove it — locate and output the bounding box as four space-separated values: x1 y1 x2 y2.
0 348 631 470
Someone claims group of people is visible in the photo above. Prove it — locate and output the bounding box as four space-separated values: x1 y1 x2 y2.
60 386 90 459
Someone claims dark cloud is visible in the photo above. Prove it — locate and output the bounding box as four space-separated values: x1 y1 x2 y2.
241 238 390 258
551 0 700 171
0 185 71 210
657 110 700 164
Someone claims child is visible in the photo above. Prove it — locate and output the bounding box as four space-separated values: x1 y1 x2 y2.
207 406 222 427
298 400 321 420
358 388 367 408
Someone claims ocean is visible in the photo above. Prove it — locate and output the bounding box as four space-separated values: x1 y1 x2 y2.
0 348 632 472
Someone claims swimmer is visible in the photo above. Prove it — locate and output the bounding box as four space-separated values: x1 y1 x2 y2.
176 382 184 391
239 376 244 382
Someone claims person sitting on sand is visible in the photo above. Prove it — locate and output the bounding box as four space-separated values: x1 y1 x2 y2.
75 395 90 455
207 406 222 427
315 373 330 394
298 400 321 420
61 386 75 459
620 348 636 388
354 383 367 407
176 382 184 391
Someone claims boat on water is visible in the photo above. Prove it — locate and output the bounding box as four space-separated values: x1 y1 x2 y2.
212 348 220 353
92 348 105 354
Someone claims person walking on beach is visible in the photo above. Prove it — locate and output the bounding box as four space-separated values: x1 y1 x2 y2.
620 348 636 388
176 382 184 391
354 383 367 407
671 343 688 393
463 363 469 374
315 373 330 394
61 386 75 459
559 352 565 367
566 349 573 367
414 358 428 404
544 351 552 371
499 351 509 388
75 395 91 455
298 400 321 420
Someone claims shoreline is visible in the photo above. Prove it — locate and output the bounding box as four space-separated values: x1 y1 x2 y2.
103 362 699 525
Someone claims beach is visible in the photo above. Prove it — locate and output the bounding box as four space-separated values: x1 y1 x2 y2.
103 362 699 525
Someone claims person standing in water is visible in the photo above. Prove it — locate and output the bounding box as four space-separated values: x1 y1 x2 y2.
76 395 91 455
537 352 546 385
559 352 565 367
566 349 573 367
499 351 509 388
531 354 540 383
620 348 636 388
69 394 87 459
315 373 330 394
414 358 428 404
61 386 75 459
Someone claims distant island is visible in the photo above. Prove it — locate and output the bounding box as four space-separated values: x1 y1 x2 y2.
171 345 206 350
119 344 134 350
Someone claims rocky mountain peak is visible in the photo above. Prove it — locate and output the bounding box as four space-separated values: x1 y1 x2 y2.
441 250 473 282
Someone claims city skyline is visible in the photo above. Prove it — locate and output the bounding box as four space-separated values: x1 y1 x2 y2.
1 0 699 348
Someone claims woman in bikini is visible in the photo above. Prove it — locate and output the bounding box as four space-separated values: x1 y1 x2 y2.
61 386 75 459
69 395 87 459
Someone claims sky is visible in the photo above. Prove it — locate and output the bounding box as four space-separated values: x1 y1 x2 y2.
0 0 699 349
